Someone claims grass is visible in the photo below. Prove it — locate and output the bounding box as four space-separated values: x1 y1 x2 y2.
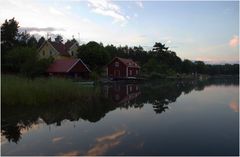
1 75 99 106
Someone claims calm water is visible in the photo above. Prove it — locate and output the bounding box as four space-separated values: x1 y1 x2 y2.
1 78 239 156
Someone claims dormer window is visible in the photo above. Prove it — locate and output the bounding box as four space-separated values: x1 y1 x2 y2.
115 61 119 67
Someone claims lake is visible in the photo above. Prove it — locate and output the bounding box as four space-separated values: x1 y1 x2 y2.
1 78 239 156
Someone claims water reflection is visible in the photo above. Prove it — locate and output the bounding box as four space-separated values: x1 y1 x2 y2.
86 129 126 156
229 100 239 112
1 78 239 144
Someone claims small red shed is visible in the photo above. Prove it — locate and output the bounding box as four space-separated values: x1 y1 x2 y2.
107 57 140 79
47 58 91 78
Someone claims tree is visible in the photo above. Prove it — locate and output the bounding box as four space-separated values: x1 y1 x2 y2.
182 59 194 74
16 30 31 46
1 18 19 50
78 41 110 73
194 61 206 74
4 46 52 77
27 35 38 48
55 35 63 43
152 42 168 53
37 37 45 48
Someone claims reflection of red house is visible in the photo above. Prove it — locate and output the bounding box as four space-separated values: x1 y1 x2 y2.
104 84 141 104
107 57 140 79
47 58 91 78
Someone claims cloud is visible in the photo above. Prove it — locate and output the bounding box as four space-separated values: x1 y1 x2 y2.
52 136 64 143
87 0 127 24
58 150 80 156
229 35 239 48
166 40 172 44
136 1 144 8
65 5 71 10
86 129 126 156
134 13 138 18
49 7 64 16
19 27 65 32
229 100 239 112
96 130 126 142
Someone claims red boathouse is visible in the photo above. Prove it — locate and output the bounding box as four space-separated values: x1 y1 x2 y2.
47 58 91 78
107 57 140 79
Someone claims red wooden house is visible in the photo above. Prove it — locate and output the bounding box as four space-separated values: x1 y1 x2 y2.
107 57 140 79
47 58 91 78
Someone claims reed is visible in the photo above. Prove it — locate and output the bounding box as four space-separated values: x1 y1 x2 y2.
2 75 98 106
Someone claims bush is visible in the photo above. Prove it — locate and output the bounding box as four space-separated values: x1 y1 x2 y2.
90 71 100 80
149 72 166 79
4 46 52 77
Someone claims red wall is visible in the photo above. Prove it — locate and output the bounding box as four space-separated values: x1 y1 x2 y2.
107 84 140 104
70 61 89 73
108 58 140 78
108 58 127 78
127 67 139 77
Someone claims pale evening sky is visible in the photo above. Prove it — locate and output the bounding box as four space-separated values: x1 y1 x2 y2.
0 0 239 64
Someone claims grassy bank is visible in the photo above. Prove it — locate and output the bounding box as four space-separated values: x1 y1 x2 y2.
2 75 99 106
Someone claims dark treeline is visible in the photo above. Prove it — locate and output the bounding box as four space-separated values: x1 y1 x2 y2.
1 18 239 77
78 41 239 77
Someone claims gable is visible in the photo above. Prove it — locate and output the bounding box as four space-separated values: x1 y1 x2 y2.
108 58 126 68
67 43 79 57
38 41 59 58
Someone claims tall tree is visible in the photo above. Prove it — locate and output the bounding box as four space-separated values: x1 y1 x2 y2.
55 35 63 43
77 41 110 73
27 35 38 48
1 18 19 52
16 30 30 46
37 36 45 48
152 42 168 53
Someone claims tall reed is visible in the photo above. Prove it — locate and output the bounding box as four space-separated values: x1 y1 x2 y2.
2 75 98 106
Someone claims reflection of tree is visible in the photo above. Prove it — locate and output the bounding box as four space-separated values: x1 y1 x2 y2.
1 78 238 143
1 94 115 143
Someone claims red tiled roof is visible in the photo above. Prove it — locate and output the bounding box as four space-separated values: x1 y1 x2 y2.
65 41 75 50
47 59 80 73
116 57 140 68
50 41 70 56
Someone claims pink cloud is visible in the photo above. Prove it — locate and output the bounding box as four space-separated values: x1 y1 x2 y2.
229 35 239 48
229 100 239 112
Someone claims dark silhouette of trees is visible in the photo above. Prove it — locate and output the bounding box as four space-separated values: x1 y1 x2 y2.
54 35 63 43
1 18 19 52
1 18 239 76
77 41 110 73
37 36 45 48
27 35 38 48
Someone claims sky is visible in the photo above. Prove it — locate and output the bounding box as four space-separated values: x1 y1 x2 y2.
0 0 239 64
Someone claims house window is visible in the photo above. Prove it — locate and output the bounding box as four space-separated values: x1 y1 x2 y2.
136 70 138 75
49 50 52 56
115 61 119 67
129 70 132 76
43 50 45 56
71 51 74 56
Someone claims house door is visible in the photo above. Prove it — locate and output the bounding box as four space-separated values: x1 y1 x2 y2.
114 70 120 78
